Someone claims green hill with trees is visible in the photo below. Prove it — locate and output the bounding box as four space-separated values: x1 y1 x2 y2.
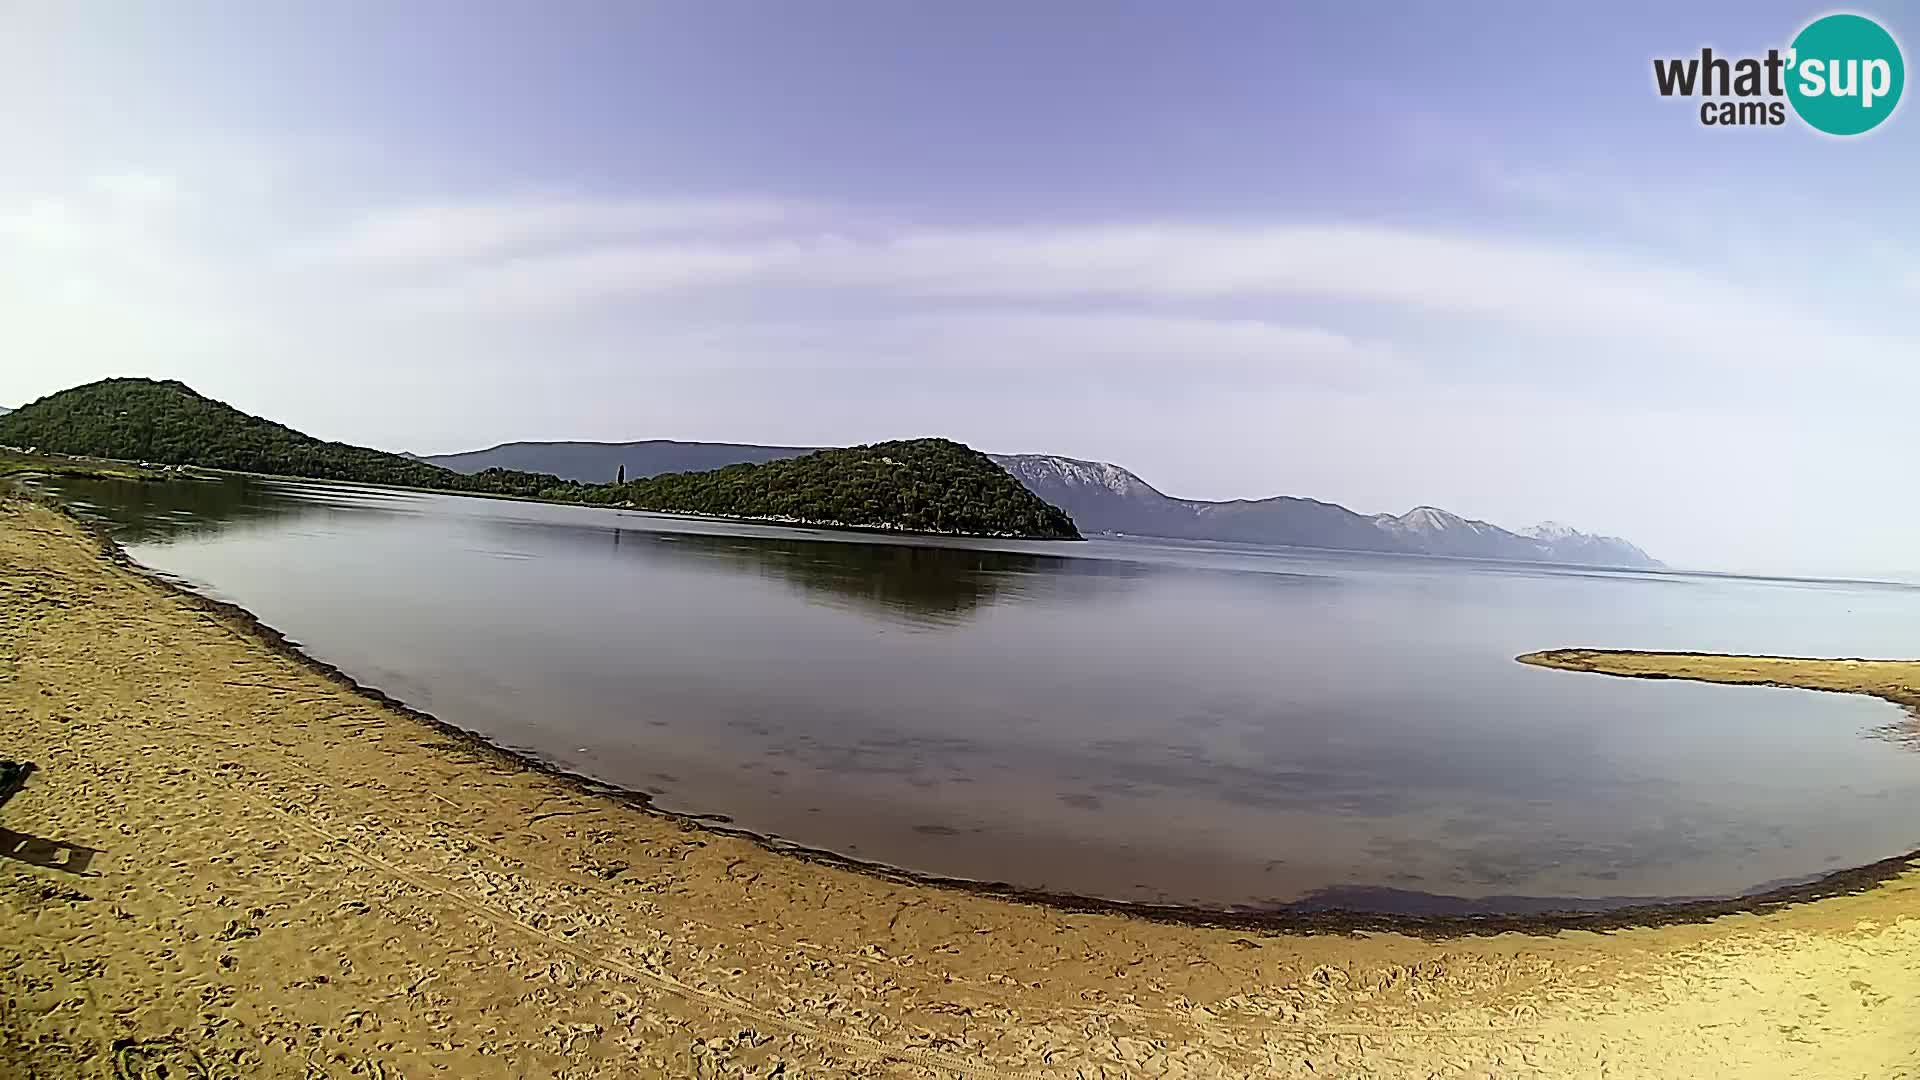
0 379 1080 539
0 379 575 498
586 439 1080 538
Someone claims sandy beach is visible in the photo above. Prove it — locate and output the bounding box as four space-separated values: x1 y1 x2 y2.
3 496 1917 1078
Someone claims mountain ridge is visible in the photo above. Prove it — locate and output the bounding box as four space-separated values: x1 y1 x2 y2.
425 438 817 481
421 441 1659 568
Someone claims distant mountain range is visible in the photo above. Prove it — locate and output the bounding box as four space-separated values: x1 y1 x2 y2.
418 439 814 479
997 455 1657 566
423 441 1659 568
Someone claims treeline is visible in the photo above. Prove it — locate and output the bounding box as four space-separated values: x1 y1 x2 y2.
0 379 1081 539
0 378 577 497
582 438 1081 538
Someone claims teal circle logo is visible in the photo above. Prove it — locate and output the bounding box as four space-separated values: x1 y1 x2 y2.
1787 13 1904 135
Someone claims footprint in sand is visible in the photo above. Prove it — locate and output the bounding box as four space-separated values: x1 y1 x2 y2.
111 1036 390 1080
111 1037 212 1080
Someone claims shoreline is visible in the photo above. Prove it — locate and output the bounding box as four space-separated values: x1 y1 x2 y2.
5 494 1920 1075
1519 647 1920 707
29 487 1920 935
10 452 1086 542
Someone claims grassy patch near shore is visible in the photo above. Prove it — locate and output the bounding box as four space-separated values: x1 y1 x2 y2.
0 448 171 483
1519 647 1920 711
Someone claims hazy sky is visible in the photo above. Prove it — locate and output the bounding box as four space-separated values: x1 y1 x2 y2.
3 3 1916 577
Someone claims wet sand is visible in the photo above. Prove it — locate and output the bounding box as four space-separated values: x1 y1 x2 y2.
3 497 1918 1078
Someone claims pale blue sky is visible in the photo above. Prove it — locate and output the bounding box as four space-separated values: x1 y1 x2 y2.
2 3 1916 576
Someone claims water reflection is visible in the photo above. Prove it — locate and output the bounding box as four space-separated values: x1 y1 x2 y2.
35 473 1152 626
24 474 315 543
604 527 1147 625
23 471 1920 912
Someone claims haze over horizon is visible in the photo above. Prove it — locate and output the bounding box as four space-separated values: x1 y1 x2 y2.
4 3 1917 578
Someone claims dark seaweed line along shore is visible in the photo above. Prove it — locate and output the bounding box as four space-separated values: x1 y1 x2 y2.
21 484 1920 938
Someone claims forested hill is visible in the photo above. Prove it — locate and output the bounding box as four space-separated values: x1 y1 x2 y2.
0 379 575 498
0 379 1081 539
578 439 1082 539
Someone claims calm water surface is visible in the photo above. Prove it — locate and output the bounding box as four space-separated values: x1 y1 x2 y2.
32 474 1920 913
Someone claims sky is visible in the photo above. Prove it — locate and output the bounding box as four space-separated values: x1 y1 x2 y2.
2 2 1917 577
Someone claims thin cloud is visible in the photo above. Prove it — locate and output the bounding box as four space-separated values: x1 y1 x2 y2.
88 171 186 209
328 196 804 264
352 210 1888 377
658 311 1396 381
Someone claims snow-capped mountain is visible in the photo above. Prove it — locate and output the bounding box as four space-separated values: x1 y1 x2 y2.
993 453 1403 552
1367 506 1654 564
1372 506 1512 548
1523 521 1581 542
999 455 1661 568
987 454 1157 498
1522 522 1656 567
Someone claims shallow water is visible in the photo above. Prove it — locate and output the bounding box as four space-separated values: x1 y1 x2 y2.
30 473 1920 913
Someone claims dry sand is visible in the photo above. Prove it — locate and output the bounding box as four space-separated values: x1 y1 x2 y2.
1 496 1916 1078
